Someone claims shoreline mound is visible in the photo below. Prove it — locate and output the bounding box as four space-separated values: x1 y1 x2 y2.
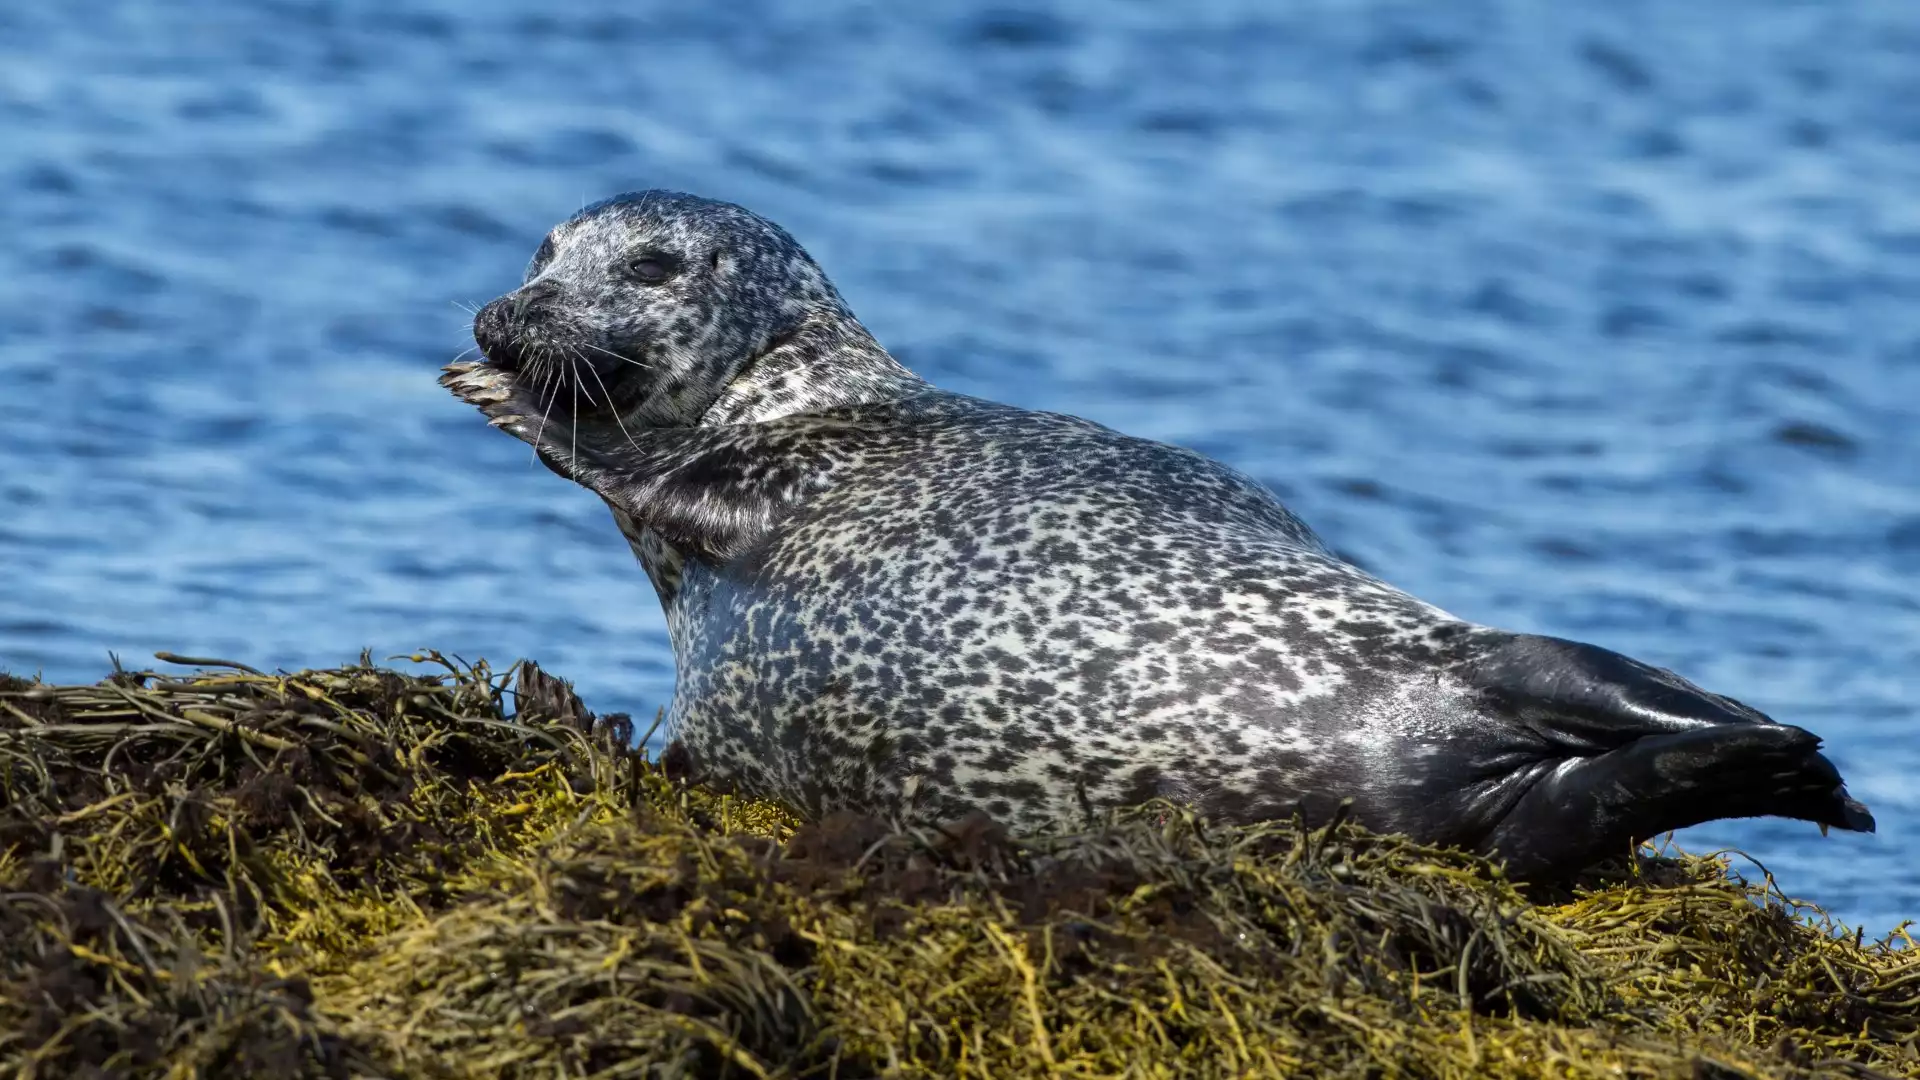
0 657 1913 1079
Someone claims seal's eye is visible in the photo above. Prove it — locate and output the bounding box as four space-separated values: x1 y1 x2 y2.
627 253 680 285
526 236 557 280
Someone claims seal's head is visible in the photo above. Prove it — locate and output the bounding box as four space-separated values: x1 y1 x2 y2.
469 190 849 427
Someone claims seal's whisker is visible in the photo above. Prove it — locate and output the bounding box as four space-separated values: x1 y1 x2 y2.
519 349 539 403
530 365 561 468
578 341 655 372
534 344 568 468
512 341 549 449
531 344 557 399
568 350 600 409
573 346 647 456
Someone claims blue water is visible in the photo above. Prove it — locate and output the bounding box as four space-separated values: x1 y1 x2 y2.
3 1 1916 930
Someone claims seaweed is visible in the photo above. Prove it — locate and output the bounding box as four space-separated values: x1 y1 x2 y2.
1 655 1913 1078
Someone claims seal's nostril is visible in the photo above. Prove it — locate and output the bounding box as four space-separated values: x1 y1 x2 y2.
513 282 560 320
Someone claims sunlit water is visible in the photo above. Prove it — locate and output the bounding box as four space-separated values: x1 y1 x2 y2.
3 1 1916 929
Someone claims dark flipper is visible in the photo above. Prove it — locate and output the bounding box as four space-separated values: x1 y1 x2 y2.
1451 631 1874 879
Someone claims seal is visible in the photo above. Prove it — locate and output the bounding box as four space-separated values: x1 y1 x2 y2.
443 190 1874 878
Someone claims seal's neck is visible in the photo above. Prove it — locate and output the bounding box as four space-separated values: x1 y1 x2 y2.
696 311 928 426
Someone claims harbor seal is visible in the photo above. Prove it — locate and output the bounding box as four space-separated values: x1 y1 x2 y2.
443 190 1874 878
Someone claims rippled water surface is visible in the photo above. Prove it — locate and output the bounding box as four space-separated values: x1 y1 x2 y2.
4 1 1917 928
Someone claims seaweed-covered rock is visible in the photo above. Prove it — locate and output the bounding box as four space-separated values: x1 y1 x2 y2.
1 657 1914 1078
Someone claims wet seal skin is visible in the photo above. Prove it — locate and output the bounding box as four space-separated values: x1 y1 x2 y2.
442 190 1873 879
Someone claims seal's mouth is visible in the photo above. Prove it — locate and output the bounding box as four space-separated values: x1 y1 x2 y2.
440 295 656 467
465 294 649 422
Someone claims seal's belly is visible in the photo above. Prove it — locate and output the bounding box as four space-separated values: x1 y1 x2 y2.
662 488 1492 837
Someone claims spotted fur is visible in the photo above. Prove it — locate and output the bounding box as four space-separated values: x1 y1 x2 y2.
443 191 1873 877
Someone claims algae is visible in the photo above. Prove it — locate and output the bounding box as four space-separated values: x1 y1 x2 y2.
0 655 1913 1078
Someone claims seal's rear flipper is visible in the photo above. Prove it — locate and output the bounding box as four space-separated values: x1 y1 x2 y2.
1480 719 1875 879
1449 631 1874 878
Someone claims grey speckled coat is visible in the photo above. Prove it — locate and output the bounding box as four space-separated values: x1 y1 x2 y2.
444 190 1872 878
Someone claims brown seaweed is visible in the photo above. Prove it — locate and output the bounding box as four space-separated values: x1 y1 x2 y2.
1 656 1913 1078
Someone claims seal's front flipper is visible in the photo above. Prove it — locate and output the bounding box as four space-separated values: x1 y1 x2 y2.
441 360 648 483
1451 631 1874 878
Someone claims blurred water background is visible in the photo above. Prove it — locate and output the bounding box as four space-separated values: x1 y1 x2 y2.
3 0 1916 929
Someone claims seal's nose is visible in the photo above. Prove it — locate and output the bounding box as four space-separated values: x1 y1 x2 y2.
474 295 541 373
475 283 565 373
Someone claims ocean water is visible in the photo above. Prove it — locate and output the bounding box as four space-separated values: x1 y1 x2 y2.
3 1 1916 930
